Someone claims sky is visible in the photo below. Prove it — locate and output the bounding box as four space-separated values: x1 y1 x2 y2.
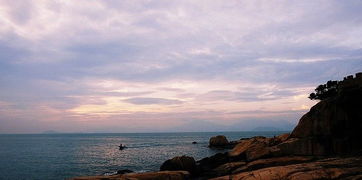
0 0 361 133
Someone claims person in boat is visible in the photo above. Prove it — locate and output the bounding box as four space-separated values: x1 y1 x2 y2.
119 143 126 150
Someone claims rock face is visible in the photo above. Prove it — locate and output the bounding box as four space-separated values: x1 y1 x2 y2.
272 75 362 157
160 156 197 175
289 86 362 155
209 135 229 147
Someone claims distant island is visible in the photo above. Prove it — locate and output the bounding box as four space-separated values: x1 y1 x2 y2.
72 73 362 180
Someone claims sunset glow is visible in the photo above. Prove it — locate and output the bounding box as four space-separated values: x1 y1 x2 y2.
0 1 361 133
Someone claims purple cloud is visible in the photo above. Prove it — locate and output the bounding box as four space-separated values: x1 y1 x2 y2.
123 97 183 105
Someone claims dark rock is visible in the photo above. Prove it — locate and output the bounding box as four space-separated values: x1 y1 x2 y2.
198 152 230 171
209 135 229 147
160 156 197 175
192 141 197 144
290 83 362 155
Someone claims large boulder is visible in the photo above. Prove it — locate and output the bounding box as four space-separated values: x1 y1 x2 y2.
160 156 197 175
228 136 272 161
209 135 229 147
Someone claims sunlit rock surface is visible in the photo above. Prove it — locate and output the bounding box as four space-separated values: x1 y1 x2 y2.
211 157 362 180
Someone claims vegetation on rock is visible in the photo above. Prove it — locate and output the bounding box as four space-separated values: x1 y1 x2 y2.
309 80 339 100
309 72 362 100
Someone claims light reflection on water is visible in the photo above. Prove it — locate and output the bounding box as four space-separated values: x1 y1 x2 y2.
0 131 287 179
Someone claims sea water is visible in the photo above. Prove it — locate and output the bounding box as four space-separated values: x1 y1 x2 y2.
0 131 287 180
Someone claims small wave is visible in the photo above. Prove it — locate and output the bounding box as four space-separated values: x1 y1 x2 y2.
134 170 149 173
103 171 118 176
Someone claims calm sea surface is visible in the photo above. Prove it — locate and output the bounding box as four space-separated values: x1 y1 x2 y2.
0 131 287 180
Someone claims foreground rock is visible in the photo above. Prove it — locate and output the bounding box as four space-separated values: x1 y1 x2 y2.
212 156 362 180
71 171 190 180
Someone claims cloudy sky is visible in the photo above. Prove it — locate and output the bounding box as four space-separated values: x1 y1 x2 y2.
0 0 361 133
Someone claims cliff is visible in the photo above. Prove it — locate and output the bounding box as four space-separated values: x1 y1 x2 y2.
290 72 362 155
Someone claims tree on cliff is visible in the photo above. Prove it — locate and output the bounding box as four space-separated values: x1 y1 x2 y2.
309 80 339 100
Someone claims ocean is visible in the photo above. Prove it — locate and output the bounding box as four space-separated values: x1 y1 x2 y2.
0 131 287 180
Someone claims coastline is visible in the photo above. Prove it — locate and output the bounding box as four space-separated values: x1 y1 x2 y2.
72 73 362 180
0 131 286 179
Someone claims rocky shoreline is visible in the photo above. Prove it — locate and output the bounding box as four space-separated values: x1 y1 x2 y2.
72 73 362 180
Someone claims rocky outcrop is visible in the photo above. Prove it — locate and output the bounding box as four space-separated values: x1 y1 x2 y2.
290 73 362 155
71 170 190 180
289 89 362 155
160 156 197 175
228 133 292 161
226 75 362 158
196 74 362 179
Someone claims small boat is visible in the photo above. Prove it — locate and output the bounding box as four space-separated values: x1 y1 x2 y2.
119 144 126 150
